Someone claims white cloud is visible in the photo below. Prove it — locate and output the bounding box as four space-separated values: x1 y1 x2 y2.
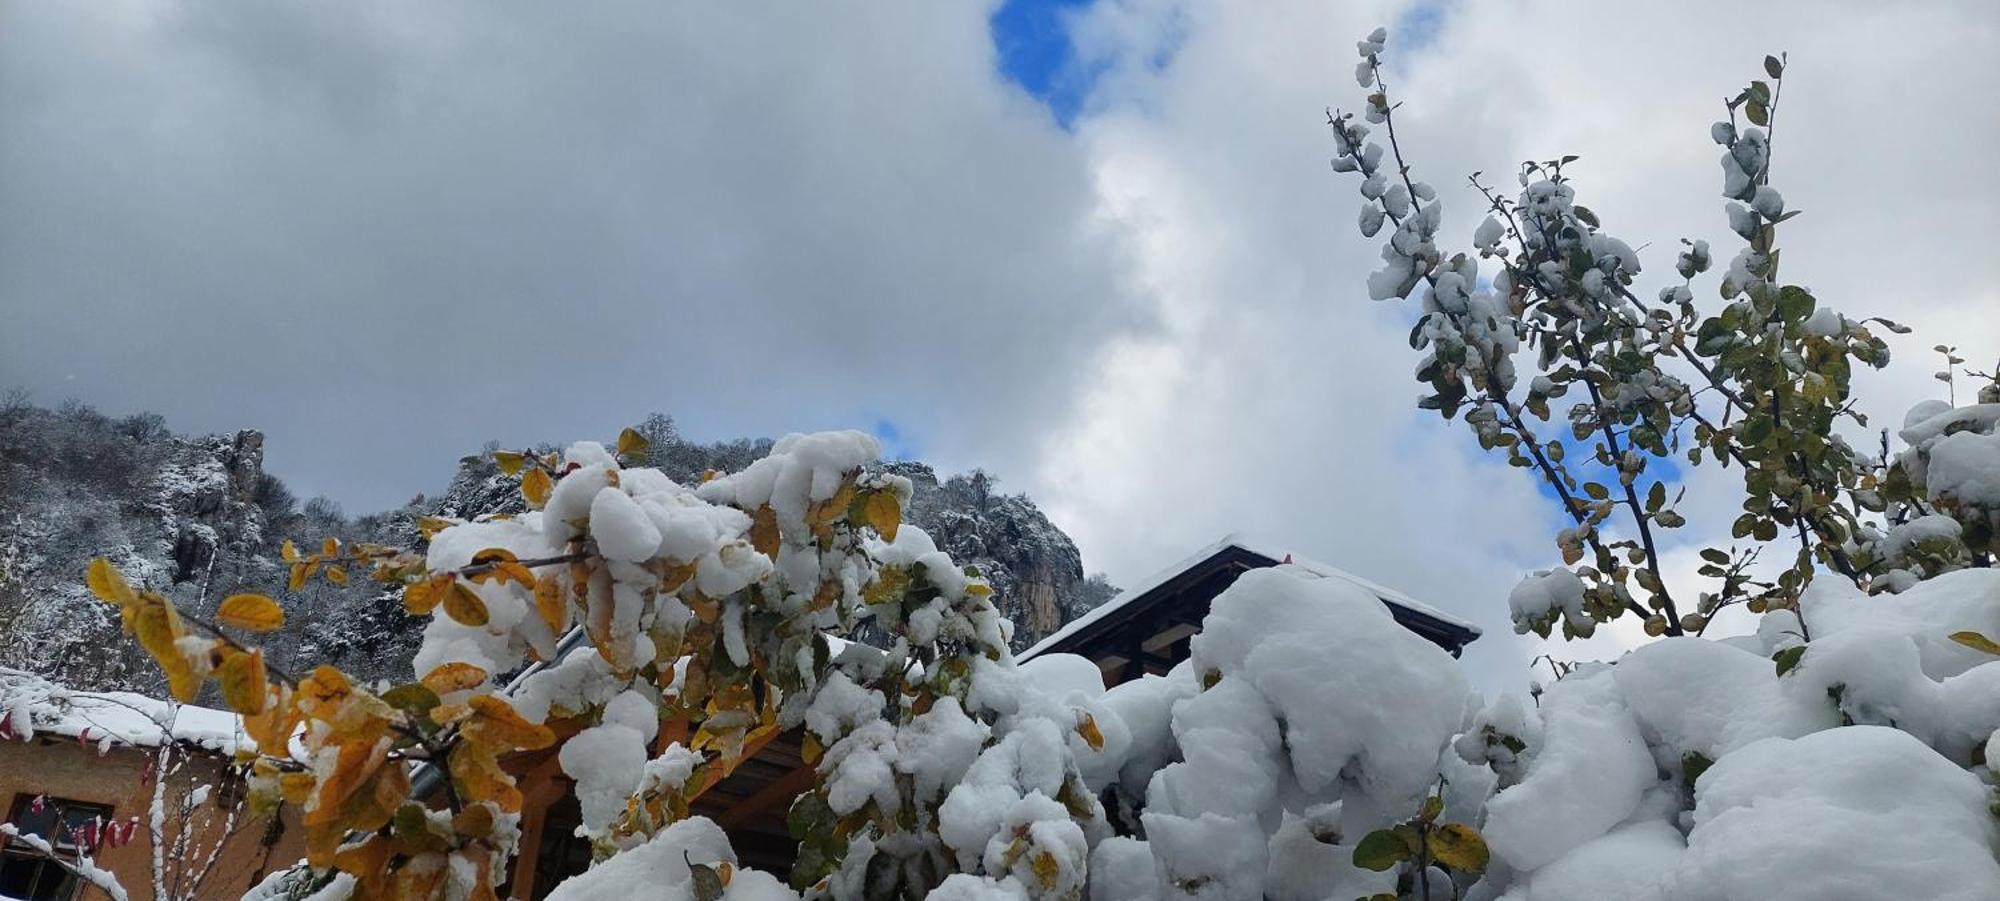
0 0 1150 509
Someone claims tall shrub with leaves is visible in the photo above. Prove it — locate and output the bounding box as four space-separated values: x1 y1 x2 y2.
1328 28 1993 642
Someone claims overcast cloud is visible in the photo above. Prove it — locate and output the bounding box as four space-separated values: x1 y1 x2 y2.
4 0 1994 692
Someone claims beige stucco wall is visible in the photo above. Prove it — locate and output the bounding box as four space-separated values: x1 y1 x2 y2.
0 737 304 900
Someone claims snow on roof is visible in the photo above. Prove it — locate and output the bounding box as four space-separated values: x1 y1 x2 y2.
1020 533 1479 661
0 667 244 755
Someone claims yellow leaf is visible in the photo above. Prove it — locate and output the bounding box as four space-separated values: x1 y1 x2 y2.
1030 850 1062 890
305 820 344 869
325 565 347 586
404 578 445 615
749 504 780 558
1430 822 1491 874
534 575 569 635
464 695 555 751
218 650 269 715
617 426 651 459
1949 631 2000 656
521 468 553 509
287 564 308 593
449 744 523 813
217 593 285 632
297 665 355 722
422 662 489 695
279 770 316 804
497 562 536 589
444 582 490 626
85 558 135 605
322 537 340 557
309 737 388 826
280 540 300 564
1076 712 1105 752
492 451 526 476
243 687 299 752
417 516 457 540
856 489 901 542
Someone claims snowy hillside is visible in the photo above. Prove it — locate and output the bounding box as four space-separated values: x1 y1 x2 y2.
0 402 1112 691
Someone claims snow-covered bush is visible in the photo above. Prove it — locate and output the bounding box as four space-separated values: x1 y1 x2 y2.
85 429 1108 898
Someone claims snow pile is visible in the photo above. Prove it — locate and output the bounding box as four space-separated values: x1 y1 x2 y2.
1677 727 2000 899
1055 559 2000 899
1089 565 1471 899
1453 568 2000 899
546 817 797 900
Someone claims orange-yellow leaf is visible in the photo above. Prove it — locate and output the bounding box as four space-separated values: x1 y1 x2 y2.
404 578 445 615
534 575 569 635
1076 712 1106 752
322 537 340 557
856 490 901 542
463 695 554 751
279 770 316 804
443 582 490 626
421 662 489 695
297 665 355 722
86 558 135 605
218 650 269 715
280 539 300 563
217 593 285 632
309 738 387 826
521 468 553 509
325 565 348 586
749 505 780 558
243 687 298 752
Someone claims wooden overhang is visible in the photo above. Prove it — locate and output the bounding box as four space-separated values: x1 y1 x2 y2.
1019 542 1480 688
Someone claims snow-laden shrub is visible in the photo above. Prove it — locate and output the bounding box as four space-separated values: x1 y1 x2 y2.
84 430 1109 899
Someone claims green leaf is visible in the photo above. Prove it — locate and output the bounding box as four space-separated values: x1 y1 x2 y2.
1681 750 1715 786
381 683 442 718
1699 548 1731 565
1773 645 1807 677
1764 55 1784 79
1741 418 1774 447
1948 631 2000 656
688 860 726 901
1353 829 1411 871
1745 99 1769 127
1777 286 1816 323
1647 481 1667 513
1583 481 1610 500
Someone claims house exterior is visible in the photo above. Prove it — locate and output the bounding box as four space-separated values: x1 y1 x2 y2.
0 672 306 901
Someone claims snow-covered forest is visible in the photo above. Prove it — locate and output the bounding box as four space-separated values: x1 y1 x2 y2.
3 3 1998 900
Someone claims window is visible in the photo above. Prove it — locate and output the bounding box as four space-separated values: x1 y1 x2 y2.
0 795 113 901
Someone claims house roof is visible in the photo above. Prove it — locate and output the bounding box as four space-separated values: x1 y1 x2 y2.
0 667 244 754
1020 533 1481 662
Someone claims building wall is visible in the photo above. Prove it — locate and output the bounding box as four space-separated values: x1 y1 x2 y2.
0 737 304 900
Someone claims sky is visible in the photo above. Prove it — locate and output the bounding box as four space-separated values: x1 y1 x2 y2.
4 0 1996 693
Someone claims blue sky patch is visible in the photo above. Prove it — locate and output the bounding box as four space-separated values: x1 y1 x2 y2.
872 417 920 460
990 0 1096 126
